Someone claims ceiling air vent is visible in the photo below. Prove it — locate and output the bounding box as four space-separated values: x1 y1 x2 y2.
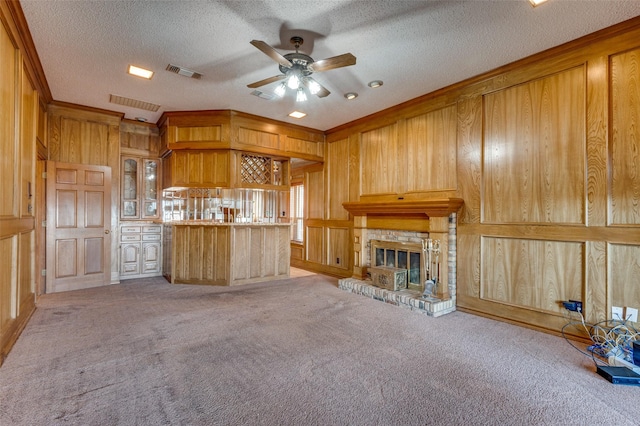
109 94 161 112
250 90 274 100
166 64 202 79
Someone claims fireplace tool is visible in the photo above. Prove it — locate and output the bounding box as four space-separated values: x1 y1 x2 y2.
422 238 440 299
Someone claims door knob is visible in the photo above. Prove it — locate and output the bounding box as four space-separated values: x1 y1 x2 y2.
105 230 110 234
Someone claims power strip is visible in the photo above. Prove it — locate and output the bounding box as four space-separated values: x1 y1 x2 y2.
608 355 640 374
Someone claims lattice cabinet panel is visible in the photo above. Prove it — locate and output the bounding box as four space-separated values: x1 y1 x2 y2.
240 154 272 184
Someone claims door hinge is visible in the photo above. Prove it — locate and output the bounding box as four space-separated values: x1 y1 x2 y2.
42 172 47 179
42 220 47 228
41 269 46 276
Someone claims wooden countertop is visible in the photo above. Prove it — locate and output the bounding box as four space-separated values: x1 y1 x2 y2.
167 221 290 226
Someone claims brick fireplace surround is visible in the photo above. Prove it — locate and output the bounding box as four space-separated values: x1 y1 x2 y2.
339 199 463 317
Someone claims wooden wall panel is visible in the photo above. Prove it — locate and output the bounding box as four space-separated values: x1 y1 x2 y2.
18 231 33 311
586 241 607 323
37 100 47 148
457 98 482 224
21 66 36 219
0 236 17 334
0 21 17 218
120 121 160 154
286 136 323 159
277 225 290 275
307 168 324 220
306 226 324 264
176 125 221 143
327 138 350 220
483 67 586 224
610 48 640 225
406 105 457 192
586 56 608 227
202 226 228 282
54 118 110 166
360 123 399 196
327 227 350 269
609 244 640 310
481 237 583 314
1 15 38 364
237 127 280 150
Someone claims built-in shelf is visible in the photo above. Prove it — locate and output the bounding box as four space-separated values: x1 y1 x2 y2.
342 198 464 218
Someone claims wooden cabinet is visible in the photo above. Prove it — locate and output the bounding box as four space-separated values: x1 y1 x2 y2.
120 224 162 279
121 156 161 219
163 150 231 189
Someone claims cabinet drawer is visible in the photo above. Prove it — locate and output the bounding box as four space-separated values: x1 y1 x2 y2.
142 233 161 241
121 234 141 242
143 225 162 233
121 226 141 233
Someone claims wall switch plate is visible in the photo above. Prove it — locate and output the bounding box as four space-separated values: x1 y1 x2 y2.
612 306 624 321
625 307 638 323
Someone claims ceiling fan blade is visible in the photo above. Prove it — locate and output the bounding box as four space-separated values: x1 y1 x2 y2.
250 40 293 68
304 78 331 98
247 74 285 89
308 53 356 73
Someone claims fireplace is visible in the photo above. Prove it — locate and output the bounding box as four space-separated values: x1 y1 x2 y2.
370 239 425 292
338 198 463 317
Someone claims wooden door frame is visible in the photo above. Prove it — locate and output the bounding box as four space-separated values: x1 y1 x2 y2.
35 157 46 297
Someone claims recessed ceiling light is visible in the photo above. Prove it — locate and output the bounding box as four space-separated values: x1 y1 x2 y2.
368 80 383 88
128 65 154 79
344 93 358 100
289 111 307 119
528 0 548 6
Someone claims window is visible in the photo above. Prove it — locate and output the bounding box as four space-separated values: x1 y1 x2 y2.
290 184 304 243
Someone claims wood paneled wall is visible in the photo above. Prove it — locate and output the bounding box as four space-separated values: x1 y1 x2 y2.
0 1 43 365
325 18 640 336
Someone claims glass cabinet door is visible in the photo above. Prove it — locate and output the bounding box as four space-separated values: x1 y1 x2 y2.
142 159 158 218
122 158 138 218
121 157 160 220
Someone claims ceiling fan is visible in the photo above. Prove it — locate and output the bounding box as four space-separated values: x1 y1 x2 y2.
247 36 356 100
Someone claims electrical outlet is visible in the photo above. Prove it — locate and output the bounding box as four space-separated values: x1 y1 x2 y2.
612 306 624 321
625 307 638 322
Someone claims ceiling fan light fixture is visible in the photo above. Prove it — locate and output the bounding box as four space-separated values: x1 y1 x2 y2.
344 92 358 100
307 79 321 95
296 88 308 102
368 80 383 88
274 83 286 97
287 70 301 90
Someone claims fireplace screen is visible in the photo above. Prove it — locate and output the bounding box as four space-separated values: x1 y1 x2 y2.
371 240 423 291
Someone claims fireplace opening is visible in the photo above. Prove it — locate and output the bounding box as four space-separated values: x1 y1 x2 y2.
371 240 424 292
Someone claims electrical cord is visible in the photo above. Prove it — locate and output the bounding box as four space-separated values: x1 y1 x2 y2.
562 310 638 367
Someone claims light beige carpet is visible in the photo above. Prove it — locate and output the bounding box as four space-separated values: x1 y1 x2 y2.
1 274 639 425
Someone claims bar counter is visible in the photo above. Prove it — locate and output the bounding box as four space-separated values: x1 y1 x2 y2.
163 221 290 286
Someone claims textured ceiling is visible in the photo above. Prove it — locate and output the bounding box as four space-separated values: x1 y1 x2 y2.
19 0 640 131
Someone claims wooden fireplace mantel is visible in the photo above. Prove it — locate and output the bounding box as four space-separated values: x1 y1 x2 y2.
342 198 464 218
